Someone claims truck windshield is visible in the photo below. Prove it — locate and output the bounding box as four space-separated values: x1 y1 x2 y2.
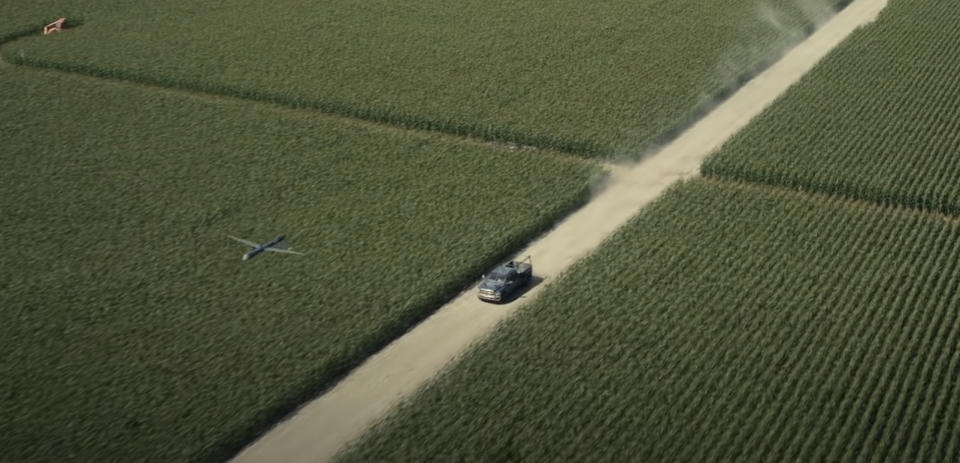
486 269 510 282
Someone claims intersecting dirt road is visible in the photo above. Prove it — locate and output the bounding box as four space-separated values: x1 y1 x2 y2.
231 1 889 461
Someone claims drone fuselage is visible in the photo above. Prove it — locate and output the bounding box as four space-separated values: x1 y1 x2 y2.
242 235 285 261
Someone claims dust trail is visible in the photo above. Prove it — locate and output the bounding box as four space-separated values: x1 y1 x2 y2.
229 1 889 462
632 0 841 165
757 0 837 38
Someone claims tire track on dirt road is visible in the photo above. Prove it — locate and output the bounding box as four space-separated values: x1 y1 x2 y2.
230 1 889 461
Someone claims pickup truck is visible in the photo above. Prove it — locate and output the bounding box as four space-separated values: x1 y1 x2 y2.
478 256 532 303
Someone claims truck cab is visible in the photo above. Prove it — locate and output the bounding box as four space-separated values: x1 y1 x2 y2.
478 257 532 303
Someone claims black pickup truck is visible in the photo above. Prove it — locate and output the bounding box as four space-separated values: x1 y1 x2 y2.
478 256 532 303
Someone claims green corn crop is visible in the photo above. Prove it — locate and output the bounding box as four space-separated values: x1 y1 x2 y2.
340 180 960 462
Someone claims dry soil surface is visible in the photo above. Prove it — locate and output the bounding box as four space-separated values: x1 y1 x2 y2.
230 1 889 461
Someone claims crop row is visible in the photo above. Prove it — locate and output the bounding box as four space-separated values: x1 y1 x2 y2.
3 0 847 157
0 64 597 463
0 0 90 44
703 0 960 215
340 179 960 462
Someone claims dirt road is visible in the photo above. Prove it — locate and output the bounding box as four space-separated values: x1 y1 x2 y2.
230 1 888 461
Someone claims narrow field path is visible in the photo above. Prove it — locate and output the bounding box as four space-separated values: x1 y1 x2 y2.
231 1 888 462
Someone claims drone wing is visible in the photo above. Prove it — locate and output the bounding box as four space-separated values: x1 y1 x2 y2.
228 235 260 248
265 247 305 256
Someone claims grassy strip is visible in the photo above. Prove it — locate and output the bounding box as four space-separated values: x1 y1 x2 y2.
0 0 90 44
339 179 960 462
2 52 610 157
3 0 846 158
0 26 41 46
703 0 960 215
0 17 86 48
0 64 597 462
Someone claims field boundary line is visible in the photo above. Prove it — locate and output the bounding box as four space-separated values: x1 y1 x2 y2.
0 47 608 170
0 47 606 157
229 1 889 462
1 1 849 162
703 177 960 226
0 46 602 170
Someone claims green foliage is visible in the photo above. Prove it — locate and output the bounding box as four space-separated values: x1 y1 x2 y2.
3 0 846 157
0 65 596 462
340 180 960 462
703 0 960 215
0 0 95 44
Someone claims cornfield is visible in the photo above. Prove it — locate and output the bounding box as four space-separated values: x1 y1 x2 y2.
0 64 596 462
3 0 847 157
340 180 960 462
703 0 960 215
